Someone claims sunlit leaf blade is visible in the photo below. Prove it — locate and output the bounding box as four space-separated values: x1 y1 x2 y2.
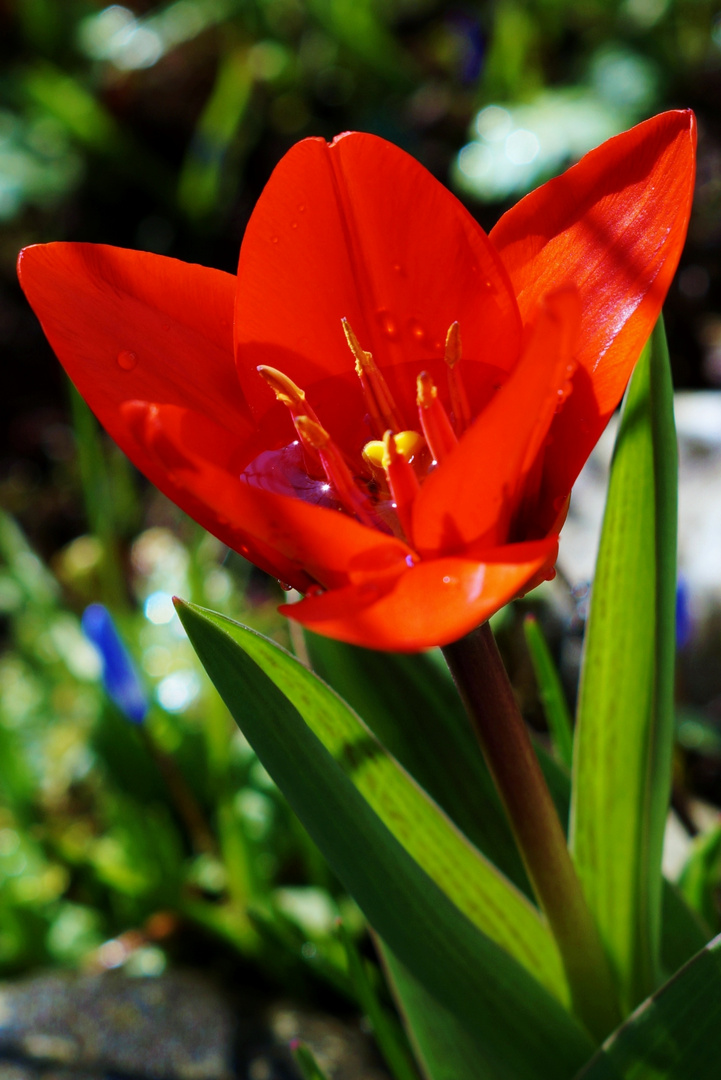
571 319 679 1010
523 614 574 768
177 602 593 1080
574 933 721 1079
308 628 706 979
305 634 528 889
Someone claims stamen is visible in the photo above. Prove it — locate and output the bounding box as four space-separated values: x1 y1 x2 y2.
295 416 378 528
416 371 458 463
382 431 419 539
342 318 403 437
444 322 471 434
257 365 320 425
257 365 324 476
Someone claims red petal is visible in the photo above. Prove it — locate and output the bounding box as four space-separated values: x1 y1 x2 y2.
412 289 580 556
280 539 558 651
234 132 522 446
490 110 696 498
130 401 415 591
17 242 247 439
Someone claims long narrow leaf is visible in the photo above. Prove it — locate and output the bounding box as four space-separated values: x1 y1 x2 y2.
177 601 594 1080
380 945 492 1080
571 319 678 1010
523 614 574 768
575 933 721 1079
305 634 528 888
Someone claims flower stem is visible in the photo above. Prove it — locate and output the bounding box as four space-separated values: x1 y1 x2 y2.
442 622 621 1042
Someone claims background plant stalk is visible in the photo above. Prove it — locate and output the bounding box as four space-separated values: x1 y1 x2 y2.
443 622 622 1041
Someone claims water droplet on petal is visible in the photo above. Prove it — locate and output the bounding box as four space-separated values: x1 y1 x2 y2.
278 581 294 592
393 263 403 274
117 350 138 371
271 235 279 244
298 204 306 212
408 318 425 342
306 584 324 597
376 309 399 339
555 379 574 413
291 221 298 229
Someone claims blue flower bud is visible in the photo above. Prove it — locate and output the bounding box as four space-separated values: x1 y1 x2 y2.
82 604 148 724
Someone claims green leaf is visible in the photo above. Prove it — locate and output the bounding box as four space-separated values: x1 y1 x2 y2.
571 319 679 1010
661 881 711 977
677 825 721 936
338 923 420 1080
523 614 574 769
177 601 594 1080
380 944 491 1080
305 634 528 889
307 629 706 979
292 1041 332 1080
574 933 721 1079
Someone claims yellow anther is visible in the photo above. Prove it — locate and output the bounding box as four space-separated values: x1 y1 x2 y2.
444 322 462 368
342 318 404 437
257 365 307 408
295 415 330 450
443 321 471 434
416 370 438 409
342 319 368 375
257 365 322 431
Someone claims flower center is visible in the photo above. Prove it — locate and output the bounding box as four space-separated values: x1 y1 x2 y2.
253 319 471 541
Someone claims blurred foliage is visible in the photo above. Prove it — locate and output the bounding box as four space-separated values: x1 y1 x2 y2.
2 0 721 1056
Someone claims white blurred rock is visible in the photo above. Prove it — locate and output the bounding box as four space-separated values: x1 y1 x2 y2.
558 391 721 618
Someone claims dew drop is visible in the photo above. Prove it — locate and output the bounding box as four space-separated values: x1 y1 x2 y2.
271 235 279 244
291 221 298 229
376 308 399 339
408 318 425 342
555 379 574 412
393 263 403 274
117 350 138 371
298 204 306 212
306 584 324 597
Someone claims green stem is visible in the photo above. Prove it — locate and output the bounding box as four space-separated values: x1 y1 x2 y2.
442 622 621 1041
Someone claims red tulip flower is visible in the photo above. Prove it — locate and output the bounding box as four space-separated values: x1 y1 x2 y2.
18 111 695 651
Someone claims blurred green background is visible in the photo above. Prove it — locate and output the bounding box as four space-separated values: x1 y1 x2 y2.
1 0 721 1059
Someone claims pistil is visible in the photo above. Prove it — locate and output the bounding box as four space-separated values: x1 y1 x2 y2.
417 371 458 463
295 415 378 528
382 430 420 539
444 322 472 435
343 319 404 437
